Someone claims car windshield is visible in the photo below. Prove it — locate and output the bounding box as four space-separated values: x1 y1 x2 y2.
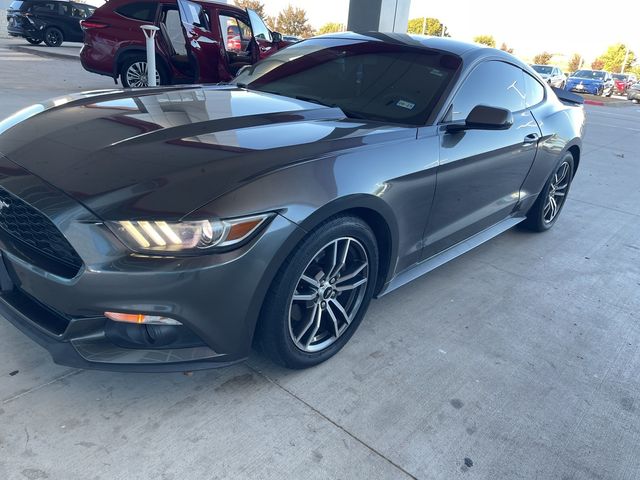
612 74 627 80
572 70 605 79
532 65 552 74
233 38 461 125
9 1 24 9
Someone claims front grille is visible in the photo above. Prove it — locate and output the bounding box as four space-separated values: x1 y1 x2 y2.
0 187 83 274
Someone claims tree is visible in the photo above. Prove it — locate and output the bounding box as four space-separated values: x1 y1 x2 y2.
568 53 582 73
532 52 552 65
317 22 345 35
598 43 636 73
591 58 605 70
233 0 266 19
407 17 449 37
276 5 314 38
473 35 495 48
499 42 513 54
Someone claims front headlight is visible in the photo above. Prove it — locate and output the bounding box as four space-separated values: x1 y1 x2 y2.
107 213 272 254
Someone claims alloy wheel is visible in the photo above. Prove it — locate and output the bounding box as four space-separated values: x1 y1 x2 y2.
543 160 571 223
126 62 160 88
45 29 61 46
288 237 369 353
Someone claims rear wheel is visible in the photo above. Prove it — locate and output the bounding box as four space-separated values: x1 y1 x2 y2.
43 27 63 47
257 216 379 369
25 37 42 45
120 56 165 88
522 153 575 232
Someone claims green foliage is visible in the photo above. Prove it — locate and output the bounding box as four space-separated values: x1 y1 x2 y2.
473 35 496 48
233 0 266 19
407 17 449 36
597 43 636 73
568 54 582 73
275 5 314 38
532 52 552 65
317 22 345 35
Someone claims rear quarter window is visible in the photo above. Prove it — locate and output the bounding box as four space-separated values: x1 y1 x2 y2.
115 2 158 22
524 72 545 108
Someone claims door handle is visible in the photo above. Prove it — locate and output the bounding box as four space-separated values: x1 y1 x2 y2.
523 133 540 144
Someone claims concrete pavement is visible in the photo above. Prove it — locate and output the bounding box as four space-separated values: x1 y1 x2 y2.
1 42 639 480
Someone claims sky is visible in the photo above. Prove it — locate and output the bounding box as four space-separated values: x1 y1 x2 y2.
75 0 639 62
257 0 639 62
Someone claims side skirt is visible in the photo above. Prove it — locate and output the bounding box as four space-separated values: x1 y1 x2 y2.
376 216 526 297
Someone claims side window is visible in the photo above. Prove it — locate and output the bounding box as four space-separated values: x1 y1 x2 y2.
59 2 70 16
446 61 525 122
33 2 56 13
115 2 157 22
523 72 545 108
178 0 210 30
247 9 272 42
219 14 251 52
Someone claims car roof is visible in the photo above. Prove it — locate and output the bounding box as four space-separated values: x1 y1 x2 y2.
318 32 481 56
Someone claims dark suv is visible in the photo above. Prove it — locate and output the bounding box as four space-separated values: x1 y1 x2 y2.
7 0 95 47
80 0 290 87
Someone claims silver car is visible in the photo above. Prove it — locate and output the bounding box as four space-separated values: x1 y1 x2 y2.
531 65 566 88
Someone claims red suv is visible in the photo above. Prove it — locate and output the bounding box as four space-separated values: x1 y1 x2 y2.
80 0 289 87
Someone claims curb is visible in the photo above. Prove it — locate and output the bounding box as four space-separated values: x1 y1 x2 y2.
7 44 80 62
584 100 605 106
584 99 634 108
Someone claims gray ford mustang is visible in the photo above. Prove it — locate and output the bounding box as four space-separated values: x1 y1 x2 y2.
0 33 584 371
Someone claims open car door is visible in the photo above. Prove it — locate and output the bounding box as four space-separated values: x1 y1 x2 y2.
177 0 221 82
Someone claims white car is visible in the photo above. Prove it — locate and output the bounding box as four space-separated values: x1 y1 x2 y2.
531 65 566 88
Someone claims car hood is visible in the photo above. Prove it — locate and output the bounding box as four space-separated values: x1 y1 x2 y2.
0 86 412 220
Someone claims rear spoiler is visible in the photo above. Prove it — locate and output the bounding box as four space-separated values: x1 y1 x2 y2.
551 87 584 106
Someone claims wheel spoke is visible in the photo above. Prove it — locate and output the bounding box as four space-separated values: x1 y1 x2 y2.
329 298 352 325
300 274 320 288
336 262 367 284
326 304 341 338
292 292 316 302
329 239 350 279
304 304 323 348
336 277 367 292
295 302 319 343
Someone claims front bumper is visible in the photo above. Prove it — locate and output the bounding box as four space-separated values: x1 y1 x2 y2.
0 159 302 372
566 83 600 95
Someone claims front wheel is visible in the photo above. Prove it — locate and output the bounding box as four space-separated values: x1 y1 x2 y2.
257 216 379 369
120 56 166 88
522 153 575 232
43 27 63 47
25 37 42 45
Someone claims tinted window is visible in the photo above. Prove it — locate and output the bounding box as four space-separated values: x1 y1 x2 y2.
532 65 552 75
177 0 209 29
523 72 545 108
573 70 605 79
59 2 70 15
447 61 525 122
219 14 252 53
247 8 272 42
235 39 461 125
32 2 57 13
115 2 157 22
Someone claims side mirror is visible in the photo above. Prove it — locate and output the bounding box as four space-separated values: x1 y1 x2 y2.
271 31 283 43
446 105 514 133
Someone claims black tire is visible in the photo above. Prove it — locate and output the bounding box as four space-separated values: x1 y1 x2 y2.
25 37 42 45
606 87 613 97
522 152 575 232
120 55 167 88
43 27 63 47
257 216 379 369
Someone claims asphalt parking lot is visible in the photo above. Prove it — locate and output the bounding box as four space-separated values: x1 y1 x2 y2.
0 38 639 480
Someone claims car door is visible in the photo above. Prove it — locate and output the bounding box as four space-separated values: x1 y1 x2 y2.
246 8 276 59
177 0 222 82
422 60 541 259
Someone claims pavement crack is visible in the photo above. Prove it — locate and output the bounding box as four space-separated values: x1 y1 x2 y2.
3 369 83 405
246 364 418 480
